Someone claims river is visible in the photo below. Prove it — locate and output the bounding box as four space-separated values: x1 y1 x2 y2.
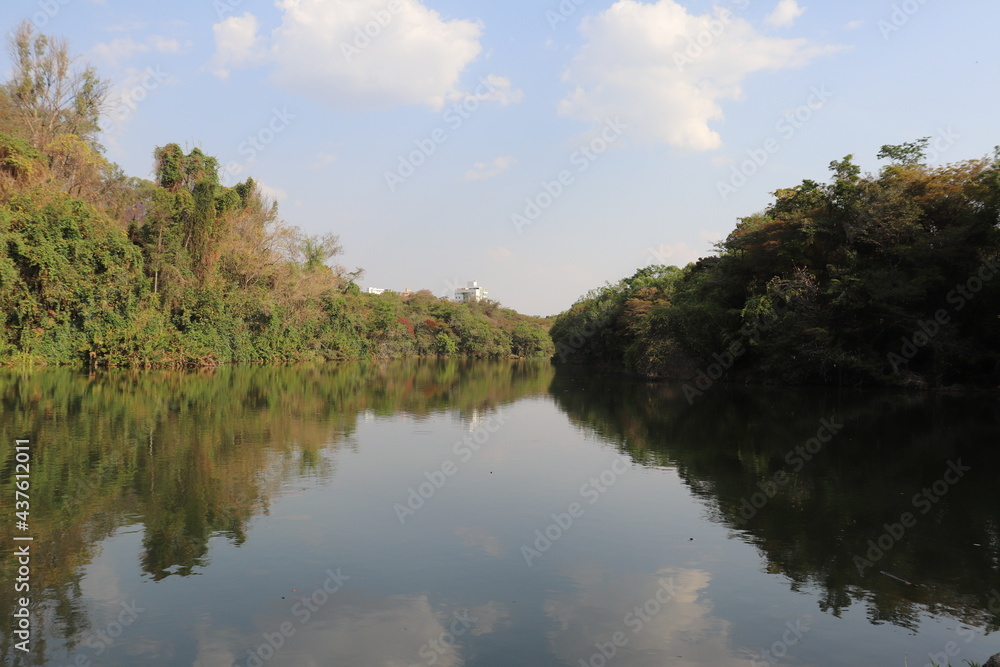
0 360 997 666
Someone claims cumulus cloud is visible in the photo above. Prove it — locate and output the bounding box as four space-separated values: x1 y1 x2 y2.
559 0 840 151
208 13 263 79
766 0 806 28
465 155 516 181
208 0 507 111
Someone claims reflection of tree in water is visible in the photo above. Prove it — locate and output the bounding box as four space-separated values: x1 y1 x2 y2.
548 367 1000 634
0 359 554 663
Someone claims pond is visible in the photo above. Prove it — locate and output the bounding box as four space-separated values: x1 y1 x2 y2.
1 360 998 666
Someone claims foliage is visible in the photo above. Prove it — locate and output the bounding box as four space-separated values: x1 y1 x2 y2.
0 153 547 367
548 264 685 371
552 144 1000 387
0 26 551 367
1 21 108 149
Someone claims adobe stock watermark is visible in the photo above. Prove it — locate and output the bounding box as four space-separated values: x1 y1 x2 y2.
735 416 844 527
31 0 72 29
440 277 475 301
408 609 476 667
578 578 679 667
58 600 145 666
746 616 812 667
521 456 631 566
546 0 587 30
105 66 169 133
341 0 404 63
393 410 507 524
221 107 296 185
918 620 985 667
913 589 1000 667
511 117 628 234
213 0 244 20
853 459 971 576
236 567 350 667
681 296 797 404
673 0 750 72
887 254 996 373
384 77 506 193
878 0 931 40
716 85 833 202
920 126 960 163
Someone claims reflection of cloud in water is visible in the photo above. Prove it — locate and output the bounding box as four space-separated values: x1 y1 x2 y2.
545 563 752 666
468 601 511 636
193 592 511 667
455 525 503 557
192 623 239 667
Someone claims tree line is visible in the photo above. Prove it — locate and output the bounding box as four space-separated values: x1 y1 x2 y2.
552 138 1000 388
0 22 553 366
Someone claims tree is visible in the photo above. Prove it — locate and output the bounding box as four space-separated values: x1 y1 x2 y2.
2 21 109 148
877 138 929 166
300 233 342 271
282 230 364 283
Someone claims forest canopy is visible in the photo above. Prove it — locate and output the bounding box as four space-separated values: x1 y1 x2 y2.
0 21 552 366
551 140 1000 389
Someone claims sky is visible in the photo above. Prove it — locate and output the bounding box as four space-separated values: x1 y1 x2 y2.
1 0 998 316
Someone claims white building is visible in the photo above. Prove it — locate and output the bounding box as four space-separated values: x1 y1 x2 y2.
454 281 488 303
367 287 385 295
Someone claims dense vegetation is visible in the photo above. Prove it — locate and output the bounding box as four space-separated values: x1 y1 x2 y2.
0 22 552 367
552 140 1000 388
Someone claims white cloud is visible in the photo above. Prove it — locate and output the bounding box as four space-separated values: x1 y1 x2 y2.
766 0 806 28
208 13 263 79
646 232 721 266
208 0 499 111
258 182 288 202
646 242 699 266
101 65 177 155
845 19 864 30
456 74 524 106
465 155 516 181
310 152 338 169
559 0 840 151
699 229 724 244
92 34 188 65
487 246 514 262
147 35 182 53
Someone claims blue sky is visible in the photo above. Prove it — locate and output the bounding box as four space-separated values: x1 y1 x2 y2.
2 0 997 315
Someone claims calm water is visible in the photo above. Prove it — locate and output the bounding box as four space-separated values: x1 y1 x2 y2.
1 360 998 666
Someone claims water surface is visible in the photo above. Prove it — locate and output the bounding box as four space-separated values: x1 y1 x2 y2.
0 360 998 666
